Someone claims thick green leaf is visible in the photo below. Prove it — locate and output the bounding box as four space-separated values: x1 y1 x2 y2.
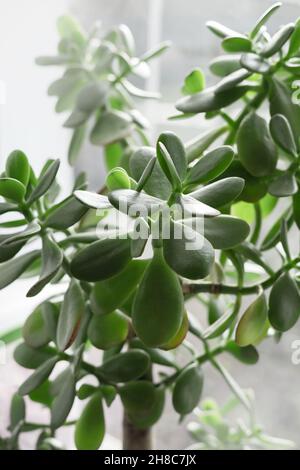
135 157 156 192
126 387 165 429
269 78 300 146
90 110 133 146
45 195 88 229
0 250 40 289
163 220 214 280
288 18 300 57
185 146 234 186
222 36 252 53
209 54 241 77
156 142 182 190
108 189 164 215
293 190 300 229
206 21 240 39
172 364 203 415
27 235 63 297
157 131 187 181
268 173 297 197
0 202 18 215
68 126 86 165
0 221 40 247
74 190 111 210
10 393 26 430
236 292 268 346
90 259 148 315
261 23 294 58
106 167 131 191
0 177 26 203
269 114 297 157
97 350 150 383
130 146 171 199
176 85 250 114
269 273 300 331
180 194 219 218
19 356 58 396
27 160 60 205
183 68 205 94
119 381 156 414
189 177 244 208
88 311 129 350
250 2 282 39
215 69 251 93
51 366 76 429
23 304 52 348
75 392 105 450
132 248 184 347
57 280 85 351
202 215 250 249
240 53 271 74
261 207 293 251
225 341 259 365
6 150 30 187
14 343 56 369
70 237 131 282
130 338 178 369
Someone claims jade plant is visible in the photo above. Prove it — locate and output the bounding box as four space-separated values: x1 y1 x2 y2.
1 3 300 451
36 15 170 168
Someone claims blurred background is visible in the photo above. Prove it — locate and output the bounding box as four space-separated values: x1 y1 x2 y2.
1 0 300 449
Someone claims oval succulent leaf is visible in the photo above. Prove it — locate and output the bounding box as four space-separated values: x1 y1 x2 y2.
189 177 244 208
176 85 250 114
97 350 150 383
106 167 131 191
157 132 187 180
108 189 164 216
90 259 148 315
6 150 30 187
215 69 251 93
132 248 184 347
0 250 40 290
236 292 268 346
26 160 60 205
130 147 171 199
75 392 105 450
269 273 300 332
51 366 76 429
268 173 298 197
222 36 252 53
172 364 204 415
269 114 297 157
22 304 52 348
237 112 278 177
19 356 59 396
70 236 131 282
163 220 214 280
27 235 63 297
88 311 129 350
156 142 182 190
180 194 220 217
206 21 240 39
56 280 85 351
261 23 294 58
202 215 250 249
74 190 111 210
0 177 26 203
209 54 242 77
185 146 234 186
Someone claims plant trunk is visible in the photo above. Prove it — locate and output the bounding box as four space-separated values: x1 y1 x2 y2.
122 411 153 450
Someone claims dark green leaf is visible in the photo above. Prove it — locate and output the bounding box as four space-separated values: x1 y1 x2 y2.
75 392 105 450
14 343 56 369
74 190 111 209
261 23 294 58
71 236 131 282
269 114 297 157
201 215 249 249
27 160 60 205
19 356 58 396
6 150 30 187
97 350 150 383
189 177 244 208
268 173 297 197
56 280 85 351
269 273 300 331
185 146 234 186
27 235 63 297
10 394 26 430
0 250 40 289
172 364 203 415
51 366 76 429
88 311 129 350
225 341 259 365
44 195 88 229
237 112 278 177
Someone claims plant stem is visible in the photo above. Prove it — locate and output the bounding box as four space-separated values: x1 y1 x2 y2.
123 412 153 450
